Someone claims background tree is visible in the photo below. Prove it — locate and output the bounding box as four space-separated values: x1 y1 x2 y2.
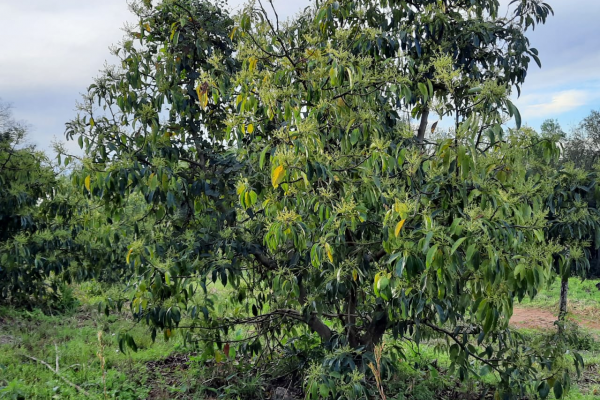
0 100 60 303
561 110 600 171
0 99 140 306
536 114 600 315
546 165 599 319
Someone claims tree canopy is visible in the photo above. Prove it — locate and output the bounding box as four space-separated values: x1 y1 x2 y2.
54 0 593 398
0 99 145 306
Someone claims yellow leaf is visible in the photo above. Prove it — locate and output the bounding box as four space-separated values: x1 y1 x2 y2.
272 165 285 188
247 123 254 134
248 57 257 72
236 183 245 195
325 243 333 263
352 269 358 281
229 26 238 40
394 202 409 219
126 248 134 263
84 175 91 192
144 23 151 32
395 219 406 237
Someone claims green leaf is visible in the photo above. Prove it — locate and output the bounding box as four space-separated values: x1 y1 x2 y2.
466 244 476 261
506 100 522 129
476 299 488 320
259 146 270 170
426 245 438 269
450 237 466 255
395 257 405 277
418 82 428 100
514 264 526 279
553 380 563 399
538 381 550 399
350 128 360 145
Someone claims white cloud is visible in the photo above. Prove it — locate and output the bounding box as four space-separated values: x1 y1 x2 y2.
0 1 133 91
2 0 598 150
0 0 310 92
518 90 591 119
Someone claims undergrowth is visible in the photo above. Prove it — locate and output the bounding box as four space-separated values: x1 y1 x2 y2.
0 280 598 399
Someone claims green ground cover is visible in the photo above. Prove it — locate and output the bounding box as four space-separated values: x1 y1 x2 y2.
0 279 598 399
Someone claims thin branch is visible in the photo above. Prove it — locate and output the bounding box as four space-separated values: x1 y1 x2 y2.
23 355 90 396
55 343 59 374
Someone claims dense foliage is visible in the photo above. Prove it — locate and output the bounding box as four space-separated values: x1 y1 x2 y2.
3 0 598 398
0 101 62 303
0 100 143 305
54 0 595 398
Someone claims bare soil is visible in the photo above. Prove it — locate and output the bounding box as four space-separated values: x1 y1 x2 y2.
510 307 600 331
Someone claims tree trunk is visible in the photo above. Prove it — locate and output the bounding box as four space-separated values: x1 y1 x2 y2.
559 276 568 320
359 307 388 351
416 107 430 143
347 287 359 348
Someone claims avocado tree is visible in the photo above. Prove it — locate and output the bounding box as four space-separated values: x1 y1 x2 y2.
0 99 142 305
536 118 600 314
547 165 599 319
561 110 600 171
67 0 578 398
350 0 553 141
0 100 59 302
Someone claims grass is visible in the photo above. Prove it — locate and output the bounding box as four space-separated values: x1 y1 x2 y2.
0 279 599 399
0 282 194 400
518 278 600 318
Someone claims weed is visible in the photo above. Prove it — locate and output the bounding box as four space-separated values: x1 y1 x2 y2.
97 331 108 399
368 343 387 400
0 380 27 400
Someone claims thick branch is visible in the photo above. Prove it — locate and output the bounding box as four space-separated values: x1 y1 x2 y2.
417 107 430 143
251 250 277 270
272 309 332 341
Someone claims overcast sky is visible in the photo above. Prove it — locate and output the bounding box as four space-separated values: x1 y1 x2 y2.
1 0 599 155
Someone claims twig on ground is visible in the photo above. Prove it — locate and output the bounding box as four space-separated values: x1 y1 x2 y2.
23 354 90 396
55 342 59 373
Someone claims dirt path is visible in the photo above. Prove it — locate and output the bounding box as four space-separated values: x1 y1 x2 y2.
510 307 600 331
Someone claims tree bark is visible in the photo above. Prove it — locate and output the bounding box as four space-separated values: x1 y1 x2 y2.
272 309 332 342
359 307 388 351
559 276 568 320
347 287 359 347
416 107 430 143
251 251 277 270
